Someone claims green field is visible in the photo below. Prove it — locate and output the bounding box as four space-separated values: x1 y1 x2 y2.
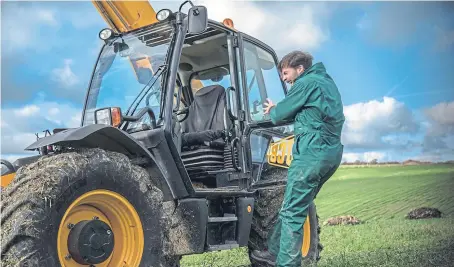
181 164 454 267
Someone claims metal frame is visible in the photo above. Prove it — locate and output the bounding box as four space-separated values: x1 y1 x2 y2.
75 13 291 195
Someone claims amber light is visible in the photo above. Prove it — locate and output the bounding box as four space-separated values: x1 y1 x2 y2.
111 107 122 127
223 18 234 29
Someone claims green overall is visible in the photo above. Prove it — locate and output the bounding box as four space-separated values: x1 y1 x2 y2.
267 62 345 267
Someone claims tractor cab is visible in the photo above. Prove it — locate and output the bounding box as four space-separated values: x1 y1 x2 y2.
80 3 290 192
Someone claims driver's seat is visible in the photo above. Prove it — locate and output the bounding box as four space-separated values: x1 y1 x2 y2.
180 84 231 181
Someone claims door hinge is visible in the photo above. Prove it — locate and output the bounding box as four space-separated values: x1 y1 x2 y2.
232 36 239 48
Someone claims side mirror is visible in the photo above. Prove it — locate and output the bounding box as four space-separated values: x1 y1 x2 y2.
188 5 207 34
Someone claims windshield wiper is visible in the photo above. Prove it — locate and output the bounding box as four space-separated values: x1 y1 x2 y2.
125 64 167 116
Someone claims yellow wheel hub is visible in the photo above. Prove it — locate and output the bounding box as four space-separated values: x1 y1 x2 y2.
57 190 144 266
301 215 311 257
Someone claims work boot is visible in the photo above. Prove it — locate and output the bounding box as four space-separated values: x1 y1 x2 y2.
250 250 277 266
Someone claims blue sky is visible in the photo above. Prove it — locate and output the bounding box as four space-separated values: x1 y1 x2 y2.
1 1 454 163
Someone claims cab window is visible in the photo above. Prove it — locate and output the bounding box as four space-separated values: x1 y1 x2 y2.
190 66 231 95
243 41 285 122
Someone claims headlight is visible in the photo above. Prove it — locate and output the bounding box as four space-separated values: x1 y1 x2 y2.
156 9 171 21
94 107 123 127
99 28 113 40
94 108 111 125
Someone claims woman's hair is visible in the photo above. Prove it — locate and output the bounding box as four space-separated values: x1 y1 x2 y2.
277 51 313 72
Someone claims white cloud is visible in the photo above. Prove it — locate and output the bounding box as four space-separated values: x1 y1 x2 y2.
1 133 38 155
340 99 454 163
286 22 328 51
36 9 58 26
342 97 419 149
2 2 59 53
1 101 81 155
3 154 37 164
342 151 387 163
51 59 79 88
194 0 332 52
48 107 60 116
420 101 454 155
14 105 40 117
363 151 387 162
0 120 8 128
424 101 454 136
342 153 361 163
412 154 443 162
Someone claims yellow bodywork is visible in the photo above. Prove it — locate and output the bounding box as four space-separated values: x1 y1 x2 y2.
266 135 295 169
1 172 15 188
92 1 158 33
302 216 311 256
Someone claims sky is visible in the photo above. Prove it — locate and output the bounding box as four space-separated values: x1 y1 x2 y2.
1 0 454 163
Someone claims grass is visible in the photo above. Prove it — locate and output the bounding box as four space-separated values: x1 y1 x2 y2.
180 164 454 267
316 164 454 221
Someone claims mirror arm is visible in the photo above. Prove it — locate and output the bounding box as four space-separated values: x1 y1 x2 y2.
123 108 146 121
179 0 194 12
123 107 157 128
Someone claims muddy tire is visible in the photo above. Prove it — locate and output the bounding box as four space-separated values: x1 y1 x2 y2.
1 148 179 267
248 186 322 266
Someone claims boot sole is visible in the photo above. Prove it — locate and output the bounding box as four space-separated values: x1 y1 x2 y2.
250 253 276 266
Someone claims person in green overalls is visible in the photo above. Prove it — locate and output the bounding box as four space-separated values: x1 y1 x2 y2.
251 51 345 267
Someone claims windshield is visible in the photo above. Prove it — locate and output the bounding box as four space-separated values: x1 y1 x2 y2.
82 22 175 127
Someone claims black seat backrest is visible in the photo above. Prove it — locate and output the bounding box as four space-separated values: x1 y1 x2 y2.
181 85 229 133
180 84 239 184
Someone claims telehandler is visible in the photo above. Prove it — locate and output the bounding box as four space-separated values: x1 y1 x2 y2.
1 1 323 266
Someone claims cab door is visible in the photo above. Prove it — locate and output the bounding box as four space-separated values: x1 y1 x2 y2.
236 33 295 187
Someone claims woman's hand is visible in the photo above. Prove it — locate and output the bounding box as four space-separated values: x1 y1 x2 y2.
263 98 275 114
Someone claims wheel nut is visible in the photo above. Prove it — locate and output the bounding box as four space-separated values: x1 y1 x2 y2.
65 254 71 260
107 230 111 235
93 216 99 220
67 223 74 229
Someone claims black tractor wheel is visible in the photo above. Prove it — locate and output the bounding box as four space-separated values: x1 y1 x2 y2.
1 148 179 267
248 186 323 267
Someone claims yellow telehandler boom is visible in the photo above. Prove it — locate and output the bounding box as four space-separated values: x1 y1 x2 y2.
92 0 159 33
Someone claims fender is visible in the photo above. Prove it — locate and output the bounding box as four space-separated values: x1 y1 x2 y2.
25 124 186 200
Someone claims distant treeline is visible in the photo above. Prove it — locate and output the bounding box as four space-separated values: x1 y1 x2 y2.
341 159 454 166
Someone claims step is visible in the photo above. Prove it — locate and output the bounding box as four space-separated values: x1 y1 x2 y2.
207 243 239 251
208 216 238 223
194 188 256 197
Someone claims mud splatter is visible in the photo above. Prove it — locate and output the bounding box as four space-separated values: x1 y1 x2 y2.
323 215 362 226
406 207 442 220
